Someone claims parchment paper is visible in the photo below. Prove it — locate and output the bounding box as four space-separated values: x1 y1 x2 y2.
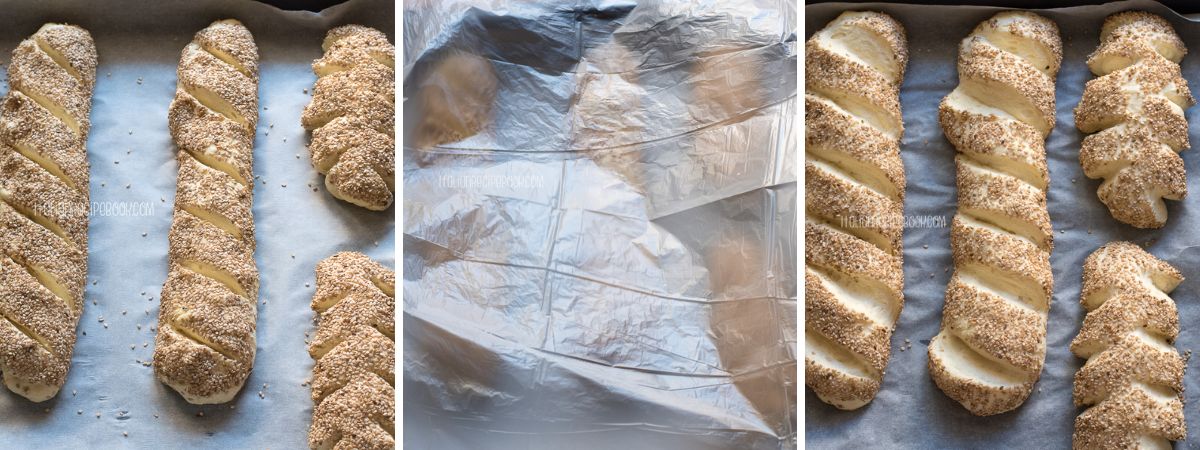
402 1 796 449
0 0 395 448
805 0 1200 448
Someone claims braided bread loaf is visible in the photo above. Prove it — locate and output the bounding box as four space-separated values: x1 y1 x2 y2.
1072 242 1186 449
302 25 395 211
928 12 1061 416
152 19 260 404
308 252 395 450
0 24 96 402
1076 12 1194 229
804 11 908 410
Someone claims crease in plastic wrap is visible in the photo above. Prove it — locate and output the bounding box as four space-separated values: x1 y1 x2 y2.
806 0 1200 448
402 1 798 449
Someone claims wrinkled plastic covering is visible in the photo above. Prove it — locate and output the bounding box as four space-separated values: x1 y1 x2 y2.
0 0 394 447
805 0 1200 448
402 0 797 448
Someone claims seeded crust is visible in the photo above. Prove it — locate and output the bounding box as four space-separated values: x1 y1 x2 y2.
152 19 260 405
957 37 1057 134
309 252 395 450
929 11 1060 416
803 11 907 411
1071 242 1186 449
806 95 905 200
301 25 395 211
1075 12 1195 228
0 24 96 403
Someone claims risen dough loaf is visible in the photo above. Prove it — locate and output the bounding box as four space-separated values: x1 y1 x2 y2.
1072 242 1186 449
929 11 1061 416
804 10 908 410
0 23 96 403
152 19 260 405
410 51 497 149
1075 11 1194 228
302 25 396 211
308 252 396 450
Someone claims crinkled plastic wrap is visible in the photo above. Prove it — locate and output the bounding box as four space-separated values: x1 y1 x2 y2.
806 0 1200 448
402 1 797 449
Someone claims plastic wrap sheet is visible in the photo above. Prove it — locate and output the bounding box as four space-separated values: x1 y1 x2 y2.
805 0 1200 447
401 1 797 449
0 0 395 447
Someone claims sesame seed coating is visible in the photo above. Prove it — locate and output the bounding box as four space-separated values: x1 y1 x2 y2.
806 95 905 199
309 252 395 450
152 19 260 405
0 23 95 403
1071 242 1186 449
302 25 395 211
929 11 1060 417
803 11 907 410
1075 11 1194 228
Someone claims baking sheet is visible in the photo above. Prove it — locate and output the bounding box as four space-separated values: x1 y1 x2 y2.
402 1 796 449
0 0 395 448
804 0 1200 447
